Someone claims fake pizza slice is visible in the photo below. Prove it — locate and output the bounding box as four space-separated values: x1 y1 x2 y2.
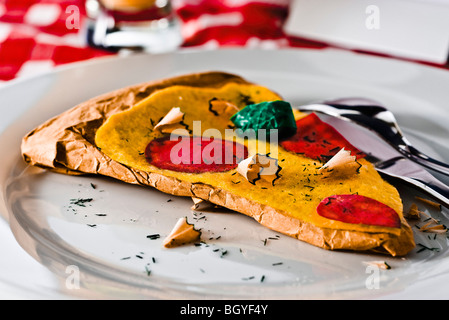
22 72 415 256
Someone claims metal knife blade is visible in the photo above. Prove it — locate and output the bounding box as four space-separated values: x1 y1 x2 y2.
317 114 449 208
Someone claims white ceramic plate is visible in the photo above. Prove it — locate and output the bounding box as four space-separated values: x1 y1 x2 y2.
1 48 449 300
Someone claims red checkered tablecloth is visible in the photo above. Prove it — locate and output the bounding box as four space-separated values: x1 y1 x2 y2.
0 0 330 82
2 0 446 84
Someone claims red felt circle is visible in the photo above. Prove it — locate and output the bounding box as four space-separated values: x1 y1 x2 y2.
317 194 401 228
145 135 248 173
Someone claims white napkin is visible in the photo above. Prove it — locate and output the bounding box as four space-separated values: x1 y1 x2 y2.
284 0 449 64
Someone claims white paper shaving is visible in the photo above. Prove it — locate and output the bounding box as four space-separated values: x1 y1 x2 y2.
319 148 356 172
153 107 185 133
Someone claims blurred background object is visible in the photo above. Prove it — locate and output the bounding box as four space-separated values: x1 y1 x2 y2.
284 0 449 65
85 0 182 52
